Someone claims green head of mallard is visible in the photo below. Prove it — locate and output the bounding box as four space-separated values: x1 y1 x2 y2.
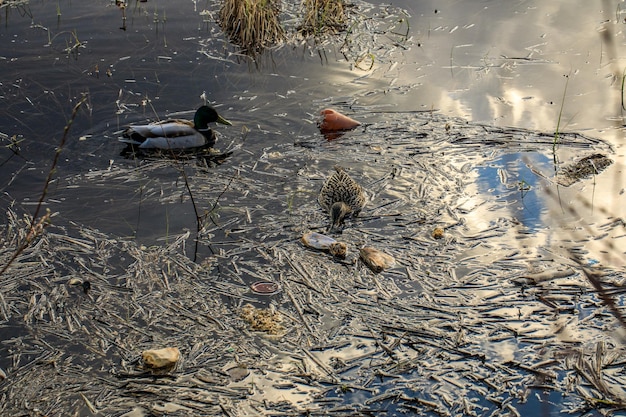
194 105 232 129
193 106 232 147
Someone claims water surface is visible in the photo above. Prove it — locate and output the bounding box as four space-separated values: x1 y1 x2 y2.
1 1 625 415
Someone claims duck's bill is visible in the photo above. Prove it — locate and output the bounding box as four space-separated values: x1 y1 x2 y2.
216 115 232 126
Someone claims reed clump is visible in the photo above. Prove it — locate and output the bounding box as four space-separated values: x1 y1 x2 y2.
299 0 346 36
219 0 284 54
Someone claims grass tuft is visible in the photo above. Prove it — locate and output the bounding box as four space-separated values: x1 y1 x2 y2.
299 0 346 36
219 0 284 55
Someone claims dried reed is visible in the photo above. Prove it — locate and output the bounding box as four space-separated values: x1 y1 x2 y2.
219 0 284 54
299 0 346 36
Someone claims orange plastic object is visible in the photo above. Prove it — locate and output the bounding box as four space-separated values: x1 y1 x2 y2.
319 109 361 133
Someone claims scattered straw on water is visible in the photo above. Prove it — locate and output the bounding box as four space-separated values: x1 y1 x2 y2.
2 108 625 415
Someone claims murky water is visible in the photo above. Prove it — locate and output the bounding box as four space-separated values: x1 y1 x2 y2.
1 0 625 415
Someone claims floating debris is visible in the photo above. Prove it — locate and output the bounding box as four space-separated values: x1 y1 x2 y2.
68 277 83 286
68 278 91 294
328 241 347 257
241 304 285 335
556 154 613 187
142 347 181 369
302 231 347 258
250 281 281 295
359 247 396 273
226 364 250 382
432 228 445 239
318 108 361 140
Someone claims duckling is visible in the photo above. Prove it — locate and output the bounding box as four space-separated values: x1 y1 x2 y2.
318 166 366 232
120 105 231 150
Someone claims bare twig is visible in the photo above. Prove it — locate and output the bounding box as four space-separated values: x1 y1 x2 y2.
0 94 88 278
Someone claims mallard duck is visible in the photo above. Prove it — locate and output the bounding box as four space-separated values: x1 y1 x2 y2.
318 166 366 232
120 105 231 150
